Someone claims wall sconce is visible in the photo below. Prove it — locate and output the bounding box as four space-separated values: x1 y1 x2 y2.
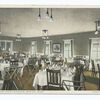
42 30 49 40
16 34 21 41
95 20 100 35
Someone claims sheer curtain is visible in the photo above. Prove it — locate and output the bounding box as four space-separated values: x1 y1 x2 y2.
0 40 13 52
31 41 37 55
90 38 100 61
44 40 51 56
63 39 73 58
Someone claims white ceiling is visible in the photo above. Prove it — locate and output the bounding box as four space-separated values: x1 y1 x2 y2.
0 8 100 37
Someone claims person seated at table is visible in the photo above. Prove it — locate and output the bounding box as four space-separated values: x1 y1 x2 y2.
64 58 67 64
38 64 42 70
73 66 81 90
23 57 28 66
45 58 51 65
35 60 38 66
67 64 76 76
84 60 89 70
73 63 86 90
2 70 13 90
18 61 24 67
41 60 45 68
33 64 47 90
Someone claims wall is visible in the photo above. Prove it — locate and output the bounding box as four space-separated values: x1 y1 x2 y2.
1 8 100 37
0 31 100 56
28 31 100 56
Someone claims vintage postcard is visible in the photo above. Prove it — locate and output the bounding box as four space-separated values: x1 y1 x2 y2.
0 3 100 95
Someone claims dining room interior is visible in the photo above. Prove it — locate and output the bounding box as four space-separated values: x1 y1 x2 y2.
0 7 100 91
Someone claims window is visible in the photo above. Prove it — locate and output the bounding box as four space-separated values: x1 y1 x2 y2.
90 38 100 60
44 40 51 56
31 41 37 55
64 40 73 58
0 40 13 52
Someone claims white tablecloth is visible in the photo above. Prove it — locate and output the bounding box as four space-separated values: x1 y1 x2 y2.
0 62 24 79
0 63 10 71
0 63 10 79
33 68 75 90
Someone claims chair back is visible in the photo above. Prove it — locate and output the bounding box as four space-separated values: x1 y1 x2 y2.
97 64 100 90
46 69 61 89
97 64 100 71
73 64 86 90
91 60 95 70
10 60 18 67
62 64 86 91
91 60 97 77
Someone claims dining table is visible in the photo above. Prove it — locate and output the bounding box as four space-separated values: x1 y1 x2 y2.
0 61 24 79
0 62 10 79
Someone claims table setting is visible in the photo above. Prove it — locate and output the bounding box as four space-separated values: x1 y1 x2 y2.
33 63 76 90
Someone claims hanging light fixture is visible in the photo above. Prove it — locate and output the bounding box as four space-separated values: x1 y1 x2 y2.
37 8 54 22
37 8 41 21
50 8 53 22
42 30 49 40
95 20 100 35
46 8 49 19
16 34 21 42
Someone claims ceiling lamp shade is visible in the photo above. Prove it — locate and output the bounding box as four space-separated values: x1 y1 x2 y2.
37 8 54 22
37 8 41 21
45 8 49 19
95 30 99 35
16 34 21 41
42 29 49 40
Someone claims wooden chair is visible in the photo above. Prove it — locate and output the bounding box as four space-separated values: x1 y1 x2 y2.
97 64 100 90
2 67 22 90
62 65 86 91
10 60 18 67
46 69 62 90
91 60 96 77
62 80 86 91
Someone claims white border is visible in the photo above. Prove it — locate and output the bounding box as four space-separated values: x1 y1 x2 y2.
0 0 100 5
0 1 100 96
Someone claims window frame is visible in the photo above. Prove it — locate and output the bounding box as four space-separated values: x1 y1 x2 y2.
0 40 13 52
31 41 37 55
90 38 100 61
44 40 51 56
63 39 73 58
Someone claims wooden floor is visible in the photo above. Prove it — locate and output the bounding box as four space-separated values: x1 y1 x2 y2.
7 67 100 90
84 71 99 90
14 67 39 90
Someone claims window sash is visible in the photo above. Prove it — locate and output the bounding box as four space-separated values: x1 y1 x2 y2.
64 40 73 58
31 41 37 55
0 40 13 51
90 38 100 60
44 40 51 56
